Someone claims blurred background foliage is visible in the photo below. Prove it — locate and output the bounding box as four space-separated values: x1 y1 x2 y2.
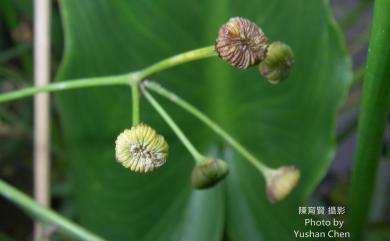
1 0 389 241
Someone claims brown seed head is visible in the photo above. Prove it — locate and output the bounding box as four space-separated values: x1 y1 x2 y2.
215 17 268 69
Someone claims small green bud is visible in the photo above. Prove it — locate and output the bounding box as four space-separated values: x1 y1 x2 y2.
266 165 300 203
259 41 294 84
191 158 229 189
115 123 168 173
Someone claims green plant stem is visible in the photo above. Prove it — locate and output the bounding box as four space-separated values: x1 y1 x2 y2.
0 179 106 241
0 46 215 104
131 83 140 125
144 81 272 175
348 1 390 240
0 74 132 103
143 89 204 163
136 46 215 79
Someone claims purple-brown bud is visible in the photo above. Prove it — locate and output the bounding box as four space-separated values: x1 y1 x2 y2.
215 17 269 69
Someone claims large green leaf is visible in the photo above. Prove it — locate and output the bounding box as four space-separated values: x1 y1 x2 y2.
55 0 351 240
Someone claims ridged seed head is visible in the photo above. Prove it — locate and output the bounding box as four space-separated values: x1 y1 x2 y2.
191 158 229 189
215 17 268 69
115 123 168 173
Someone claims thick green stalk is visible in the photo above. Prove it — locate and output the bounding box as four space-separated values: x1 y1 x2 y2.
0 179 106 241
131 83 140 125
143 89 205 163
348 1 390 240
0 46 215 104
144 81 272 175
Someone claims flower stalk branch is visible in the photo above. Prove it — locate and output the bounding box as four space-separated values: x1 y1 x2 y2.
143 88 229 189
143 81 271 175
144 81 300 201
0 46 216 104
142 88 205 163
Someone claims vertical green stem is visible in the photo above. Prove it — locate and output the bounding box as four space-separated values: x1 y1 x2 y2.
0 179 106 241
131 83 140 125
143 89 204 163
144 81 272 176
348 1 390 240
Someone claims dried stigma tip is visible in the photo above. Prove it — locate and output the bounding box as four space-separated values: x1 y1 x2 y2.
115 123 168 173
266 165 300 203
215 17 268 69
191 158 229 189
259 41 294 84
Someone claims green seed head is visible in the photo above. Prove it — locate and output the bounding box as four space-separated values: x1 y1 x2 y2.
266 165 300 203
259 41 294 84
115 123 168 173
191 158 229 189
